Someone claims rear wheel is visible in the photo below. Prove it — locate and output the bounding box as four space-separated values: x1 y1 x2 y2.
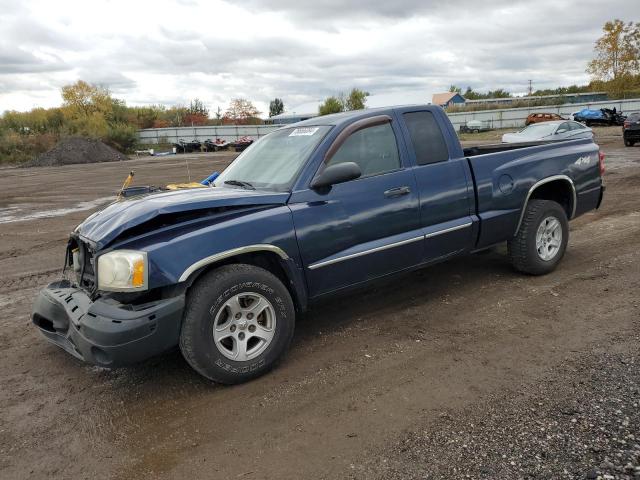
180 264 295 384
508 200 569 275
625 139 635 147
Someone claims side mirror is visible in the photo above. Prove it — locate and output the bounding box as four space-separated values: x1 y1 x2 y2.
311 162 361 189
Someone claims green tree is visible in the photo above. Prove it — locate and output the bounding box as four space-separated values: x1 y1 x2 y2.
486 89 511 98
318 96 344 116
463 86 481 100
344 88 368 111
587 19 640 82
188 98 209 117
269 98 285 117
449 85 462 93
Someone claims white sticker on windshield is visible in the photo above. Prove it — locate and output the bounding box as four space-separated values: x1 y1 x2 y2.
289 127 319 137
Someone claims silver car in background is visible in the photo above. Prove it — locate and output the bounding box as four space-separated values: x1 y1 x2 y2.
502 120 593 143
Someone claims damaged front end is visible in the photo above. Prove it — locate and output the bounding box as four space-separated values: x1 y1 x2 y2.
31 232 185 367
65 233 98 296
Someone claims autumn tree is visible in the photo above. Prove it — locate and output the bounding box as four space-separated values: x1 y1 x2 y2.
224 98 261 124
59 80 138 150
588 20 640 82
61 80 114 119
60 80 116 137
269 98 285 117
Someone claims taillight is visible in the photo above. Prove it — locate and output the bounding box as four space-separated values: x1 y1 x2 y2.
598 151 605 175
623 121 630 129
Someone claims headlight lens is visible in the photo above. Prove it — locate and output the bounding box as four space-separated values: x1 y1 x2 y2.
97 250 148 291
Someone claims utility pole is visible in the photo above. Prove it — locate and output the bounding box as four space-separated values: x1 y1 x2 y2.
528 79 533 96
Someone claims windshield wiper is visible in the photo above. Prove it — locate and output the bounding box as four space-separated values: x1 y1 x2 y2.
224 179 255 190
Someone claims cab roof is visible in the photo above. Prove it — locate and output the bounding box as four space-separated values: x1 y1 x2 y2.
289 104 434 128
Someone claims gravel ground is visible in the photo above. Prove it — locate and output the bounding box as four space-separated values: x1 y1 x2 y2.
352 332 640 480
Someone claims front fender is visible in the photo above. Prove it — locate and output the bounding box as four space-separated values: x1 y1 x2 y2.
111 205 302 289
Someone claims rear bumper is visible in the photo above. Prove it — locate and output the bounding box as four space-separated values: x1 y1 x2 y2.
596 185 605 209
32 280 185 367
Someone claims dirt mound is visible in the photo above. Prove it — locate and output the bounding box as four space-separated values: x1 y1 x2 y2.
27 136 127 167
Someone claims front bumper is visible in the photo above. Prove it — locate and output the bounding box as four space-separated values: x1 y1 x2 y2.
623 130 640 140
32 280 185 367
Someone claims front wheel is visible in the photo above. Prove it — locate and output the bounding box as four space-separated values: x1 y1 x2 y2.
625 139 635 147
508 200 569 275
180 264 295 384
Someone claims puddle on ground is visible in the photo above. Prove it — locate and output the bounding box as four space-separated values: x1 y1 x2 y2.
0 196 114 224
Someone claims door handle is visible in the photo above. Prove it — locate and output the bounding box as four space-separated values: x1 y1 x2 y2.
384 186 411 198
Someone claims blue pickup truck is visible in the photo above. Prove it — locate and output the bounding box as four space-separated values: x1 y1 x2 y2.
32 105 605 383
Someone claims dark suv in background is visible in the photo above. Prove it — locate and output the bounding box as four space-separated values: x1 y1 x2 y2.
623 113 640 147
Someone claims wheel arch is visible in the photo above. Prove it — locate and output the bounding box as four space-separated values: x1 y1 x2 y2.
179 245 307 313
514 175 576 236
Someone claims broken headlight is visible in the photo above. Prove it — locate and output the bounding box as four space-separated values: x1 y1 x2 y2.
97 250 148 292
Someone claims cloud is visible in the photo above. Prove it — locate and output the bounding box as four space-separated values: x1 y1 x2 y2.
233 0 516 24
0 47 68 74
0 0 638 113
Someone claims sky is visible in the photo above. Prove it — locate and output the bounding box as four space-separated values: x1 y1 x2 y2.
0 0 636 116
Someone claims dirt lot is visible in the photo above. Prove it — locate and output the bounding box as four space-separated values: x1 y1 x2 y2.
1 130 639 479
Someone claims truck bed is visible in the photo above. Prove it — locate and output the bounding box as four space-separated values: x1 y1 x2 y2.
463 140 560 157
464 137 600 249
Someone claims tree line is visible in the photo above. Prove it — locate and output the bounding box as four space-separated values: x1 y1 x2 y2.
0 81 278 164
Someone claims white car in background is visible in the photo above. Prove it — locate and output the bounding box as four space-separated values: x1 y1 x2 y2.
502 120 593 143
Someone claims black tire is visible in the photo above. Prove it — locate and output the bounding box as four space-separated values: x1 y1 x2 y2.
179 264 295 384
624 139 634 147
507 199 569 275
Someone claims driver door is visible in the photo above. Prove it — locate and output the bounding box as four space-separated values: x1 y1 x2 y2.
288 119 422 298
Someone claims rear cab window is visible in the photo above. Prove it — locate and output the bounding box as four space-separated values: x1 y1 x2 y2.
403 111 449 165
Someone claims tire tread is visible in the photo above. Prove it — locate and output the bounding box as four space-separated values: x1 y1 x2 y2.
179 264 294 384
508 199 568 275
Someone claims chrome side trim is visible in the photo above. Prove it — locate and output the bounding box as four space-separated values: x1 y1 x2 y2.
308 235 423 270
578 185 602 195
514 174 576 236
179 245 289 282
424 222 472 239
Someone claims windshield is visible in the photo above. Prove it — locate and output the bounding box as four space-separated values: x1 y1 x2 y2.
215 126 332 191
518 123 558 137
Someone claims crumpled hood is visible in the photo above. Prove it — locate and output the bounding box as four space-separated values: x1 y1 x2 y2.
77 187 290 249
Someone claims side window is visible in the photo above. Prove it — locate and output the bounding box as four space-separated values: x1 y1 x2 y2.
326 123 400 177
557 122 570 133
403 111 449 165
